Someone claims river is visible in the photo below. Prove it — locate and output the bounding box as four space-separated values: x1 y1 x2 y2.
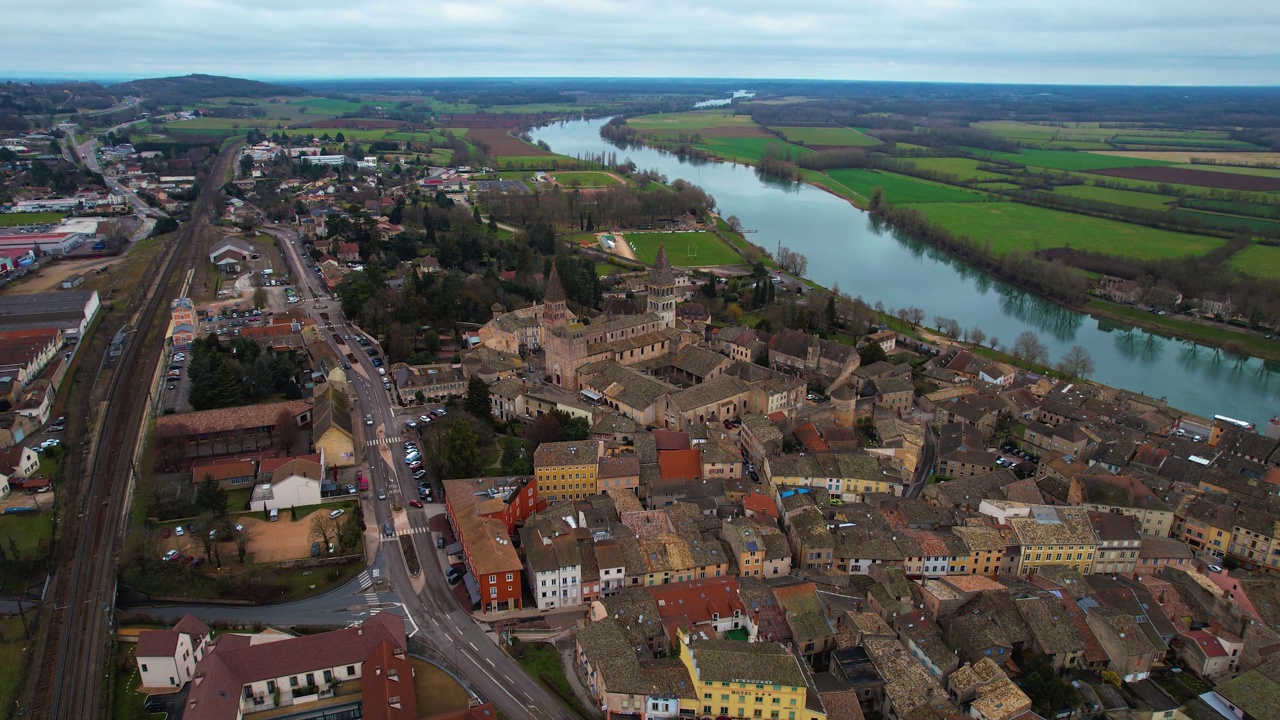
530 118 1280 427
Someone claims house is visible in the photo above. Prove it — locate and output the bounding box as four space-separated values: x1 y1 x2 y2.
1097 275 1140 304
250 471 322 512
134 614 211 689
721 518 790 578
178 612 406 719
520 510 584 610
1068 474 1174 537
1023 420 1090 457
443 475 540 536
865 330 896 355
452 511 523 613
208 239 254 273
0 445 41 482
1178 629 1242 680
1088 511 1143 575
869 376 914 416
1005 506 1098 575
936 423 998 479
675 631 827 720
1085 608 1165 682
154 400 313 458
534 440 601 503
768 328 860 383
337 242 360 262
313 384 356 467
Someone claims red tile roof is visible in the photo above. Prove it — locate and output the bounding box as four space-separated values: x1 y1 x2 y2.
1183 629 1227 658
653 429 691 451
659 449 703 481
360 639 418 720
793 422 830 453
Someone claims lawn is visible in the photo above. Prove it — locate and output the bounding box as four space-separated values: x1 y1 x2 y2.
625 232 742 267
977 148 1176 172
111 643 163 720
551 171 620 187
286 97 371 115
772 126 880 147
0 615 28 717
508 641 593 720
1050 184 1180 210
908 157 1011 182
825 169 991 204
1228 244 1280 278
904 202 1224 259
0 212 65 227
411 658 470 713
0 513 54 559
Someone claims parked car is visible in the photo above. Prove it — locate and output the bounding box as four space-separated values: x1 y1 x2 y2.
377 488 387 500
234 523 244 532
161 527 171 538
436 536 446 549
345 484 357 494
409 461 422 471
409 500 423 508
329 509 345 518
163 549 180 562
413 469 427 480
174 525 185 537
310 542 321 557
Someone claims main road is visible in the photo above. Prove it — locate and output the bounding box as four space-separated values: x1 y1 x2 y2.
262 220 577 720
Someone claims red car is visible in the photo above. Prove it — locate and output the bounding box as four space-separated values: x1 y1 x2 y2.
408 500 423 508
161 527 171 538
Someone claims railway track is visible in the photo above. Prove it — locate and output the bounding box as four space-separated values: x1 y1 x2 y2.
24 141 241 720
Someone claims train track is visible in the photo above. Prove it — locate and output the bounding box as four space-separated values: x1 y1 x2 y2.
24 141 241 720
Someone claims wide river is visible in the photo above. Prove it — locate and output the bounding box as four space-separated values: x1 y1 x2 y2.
530 118 1280 427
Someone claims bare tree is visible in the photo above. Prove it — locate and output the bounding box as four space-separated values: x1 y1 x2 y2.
988 336 999 349
1056 345 1096 379
309 514 339 549
969 327 986 347
1011 331 1050 366
903 306 925 328
934 317 961 338
725 215 743 232
197 513 221 567
776 245 808 276
234 524 256 564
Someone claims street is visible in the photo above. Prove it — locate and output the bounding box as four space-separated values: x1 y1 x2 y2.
260 218 578 720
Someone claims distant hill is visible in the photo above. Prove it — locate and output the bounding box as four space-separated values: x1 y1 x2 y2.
110 74 305 102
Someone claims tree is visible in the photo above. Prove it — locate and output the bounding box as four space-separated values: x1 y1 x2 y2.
934 316 960 338
969 327 986 348
195 476 228 518
898 306 924 328
869 187 884 211
309 514 339 549
442 420 479 478
776 245 808 276
1011 331 1050 366
239 154 253 176
234 524 255 564
463 376 491 420
337 515 362 552
1056 345 1095 379
522 414 564 448
197 513 221 566
859 340 888 366
725 215 743 232
564 416 591 441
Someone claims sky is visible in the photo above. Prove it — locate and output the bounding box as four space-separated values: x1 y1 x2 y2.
7 0 1280 85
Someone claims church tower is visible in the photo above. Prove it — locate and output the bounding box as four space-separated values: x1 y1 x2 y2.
542 264 568 327
647 244 677 328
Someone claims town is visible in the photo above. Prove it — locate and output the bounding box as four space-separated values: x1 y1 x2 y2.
0 72 1279 720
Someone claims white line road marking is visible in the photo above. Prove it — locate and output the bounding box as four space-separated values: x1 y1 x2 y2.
468 641 478 651
486 657 495 667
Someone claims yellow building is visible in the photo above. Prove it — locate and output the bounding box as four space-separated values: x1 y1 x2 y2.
950 526 1007 576
1008 507 1098 575
533 440 600 502
677 630 826 720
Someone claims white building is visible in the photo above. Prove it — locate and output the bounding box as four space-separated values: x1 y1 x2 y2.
135 614 210 689
250 474 322 512
520 520 582 610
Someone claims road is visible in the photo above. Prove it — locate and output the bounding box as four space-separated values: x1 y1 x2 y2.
907 423 937 499
261 219 577 720
70 118 169 220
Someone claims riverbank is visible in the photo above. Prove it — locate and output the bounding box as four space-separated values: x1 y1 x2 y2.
652 134 1279 364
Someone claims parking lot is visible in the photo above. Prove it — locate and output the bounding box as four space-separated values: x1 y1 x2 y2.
156 508 349 564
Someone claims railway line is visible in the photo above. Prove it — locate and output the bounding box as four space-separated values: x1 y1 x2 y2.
23 141 241 719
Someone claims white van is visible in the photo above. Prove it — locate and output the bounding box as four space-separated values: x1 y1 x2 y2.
269 508 279 522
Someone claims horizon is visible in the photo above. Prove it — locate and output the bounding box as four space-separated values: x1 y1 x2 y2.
7 1 1280 86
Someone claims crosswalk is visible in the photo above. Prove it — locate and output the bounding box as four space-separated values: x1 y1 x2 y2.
383 526 430 539
365 436 403 447
357 570 382 615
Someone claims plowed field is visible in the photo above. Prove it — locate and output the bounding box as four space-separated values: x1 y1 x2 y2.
1086 166 1280 191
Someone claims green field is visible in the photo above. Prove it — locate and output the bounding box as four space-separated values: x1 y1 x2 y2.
698 137 811 163
480 103 594 114
551 171 621 187
977 148 1175 172
1050 184 1180 210
0 212 66 227
825 169 990 204
286 97 371 114
1228 244 1280 278
0 616 28 720
627 110 759 131
904 202 1224 259
624 231 741 267
1113 136 1262 150
773 126 880 147
0 513 53 558
908 157 1011 182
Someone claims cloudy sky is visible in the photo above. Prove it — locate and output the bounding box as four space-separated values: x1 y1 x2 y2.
8 0 1280 85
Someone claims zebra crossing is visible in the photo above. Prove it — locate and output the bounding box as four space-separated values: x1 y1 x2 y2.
357 570 382 614
382 526 429 539
365 436 403 447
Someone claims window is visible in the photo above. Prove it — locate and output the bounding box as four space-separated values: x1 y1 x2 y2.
324 670 333 683
490 575 496 583
140 664 148 672
290 677 299 687
490 587 497 598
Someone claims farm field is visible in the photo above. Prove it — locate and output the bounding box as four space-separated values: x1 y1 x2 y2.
627 110 760 132
1168 209 1280 234
1087 166 1280 192
1112 136 1262 150
286 97 371 114
772 126 880 147
977 148 1175 171
480 103 594 114
908 157 1010 182
1088 150 1280 166
550 171 621 187
824 169 991 204
465 127 550 157
0 212 66 226
1228 244 1280 278
903 201 1224 259
624 231 741 267
698 137 810 163
1049 184 1180 210
1171 164 1280 179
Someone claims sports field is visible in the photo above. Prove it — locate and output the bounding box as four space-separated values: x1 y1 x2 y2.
824 169 990 204
904 202 1223 259
0 212 66 227
773 126 880 147
552 171 621 187
624 232 741 267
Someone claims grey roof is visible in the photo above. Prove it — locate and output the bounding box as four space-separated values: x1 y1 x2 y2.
686 638 807 686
